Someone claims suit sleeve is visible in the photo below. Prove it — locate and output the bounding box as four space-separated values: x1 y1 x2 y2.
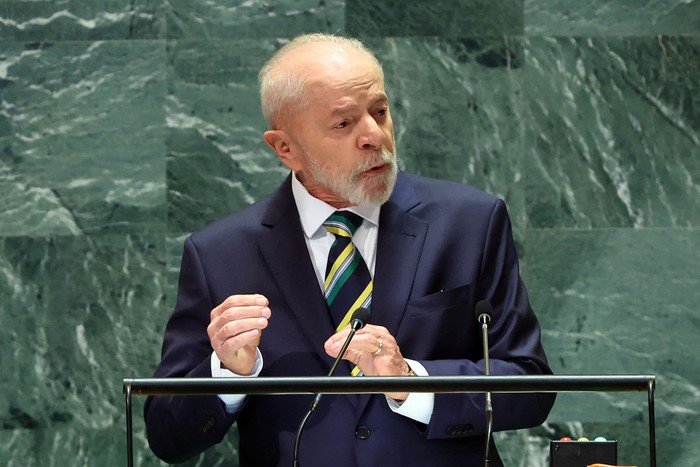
143 237 238 464
422 199 555 440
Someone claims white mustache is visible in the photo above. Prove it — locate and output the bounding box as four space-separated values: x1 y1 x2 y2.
354 148 395 174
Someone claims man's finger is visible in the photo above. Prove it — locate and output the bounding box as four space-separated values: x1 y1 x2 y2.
211 294 269 318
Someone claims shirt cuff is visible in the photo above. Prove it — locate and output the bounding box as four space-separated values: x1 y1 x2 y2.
385 359 433 425
211 349 263 413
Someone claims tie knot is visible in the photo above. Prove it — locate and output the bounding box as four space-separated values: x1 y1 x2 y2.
324 211 363 238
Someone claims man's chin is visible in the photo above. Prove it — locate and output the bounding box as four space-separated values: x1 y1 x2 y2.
356 172 396 205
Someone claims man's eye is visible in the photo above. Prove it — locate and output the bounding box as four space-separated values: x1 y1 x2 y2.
336 121 349 129
376 108 387 117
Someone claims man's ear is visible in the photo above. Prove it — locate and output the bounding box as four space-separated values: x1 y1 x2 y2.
264 129 303 171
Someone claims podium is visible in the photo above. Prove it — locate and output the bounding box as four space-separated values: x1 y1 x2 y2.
123 374 656 467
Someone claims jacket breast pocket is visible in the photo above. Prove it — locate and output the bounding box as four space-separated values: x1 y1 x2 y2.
404 283 473 317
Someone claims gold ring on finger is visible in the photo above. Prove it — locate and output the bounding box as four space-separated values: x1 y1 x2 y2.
373 338 383 355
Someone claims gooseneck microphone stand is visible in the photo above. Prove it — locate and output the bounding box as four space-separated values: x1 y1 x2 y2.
476 300 494 467
292 307 370 467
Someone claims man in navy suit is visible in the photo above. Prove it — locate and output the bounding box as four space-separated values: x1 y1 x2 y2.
145 33 555 466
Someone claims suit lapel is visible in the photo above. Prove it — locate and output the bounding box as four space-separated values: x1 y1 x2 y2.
359 173 428 414
257 176 337 366
372 173 427 337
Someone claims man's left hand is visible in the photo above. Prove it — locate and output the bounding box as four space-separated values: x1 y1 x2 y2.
324 324 412 400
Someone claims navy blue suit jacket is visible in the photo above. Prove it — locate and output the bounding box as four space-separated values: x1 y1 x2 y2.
145 172 554 466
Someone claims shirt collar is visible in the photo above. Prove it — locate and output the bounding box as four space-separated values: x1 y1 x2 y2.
291 172 381 239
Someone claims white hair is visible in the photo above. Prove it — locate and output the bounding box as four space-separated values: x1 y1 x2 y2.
258 33 384 129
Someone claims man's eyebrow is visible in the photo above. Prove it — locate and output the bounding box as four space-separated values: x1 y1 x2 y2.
330 103 357 116
330 95 389 116
371 94 389 106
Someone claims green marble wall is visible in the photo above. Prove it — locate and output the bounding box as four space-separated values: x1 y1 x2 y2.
1 1 697 466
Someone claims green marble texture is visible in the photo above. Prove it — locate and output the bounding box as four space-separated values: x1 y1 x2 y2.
522 228 700 467
0 1 165 41
166 0 345 39
1 0 698 466
166 39 288 232
521 37 699 228
525 0 700 35
347 0 524 36
0 40 167 235
0 234 168 465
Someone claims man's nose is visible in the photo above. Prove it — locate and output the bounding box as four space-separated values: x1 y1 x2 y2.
357 115 385 150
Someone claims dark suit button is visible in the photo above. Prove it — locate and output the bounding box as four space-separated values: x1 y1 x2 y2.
355 425 371 440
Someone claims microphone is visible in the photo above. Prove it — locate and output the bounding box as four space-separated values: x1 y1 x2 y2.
475 299 493 467
292 307 370 467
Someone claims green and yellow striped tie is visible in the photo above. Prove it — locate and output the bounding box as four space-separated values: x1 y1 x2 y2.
323 211 373 333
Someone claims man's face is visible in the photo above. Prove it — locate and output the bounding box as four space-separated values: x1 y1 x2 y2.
281 51 398 207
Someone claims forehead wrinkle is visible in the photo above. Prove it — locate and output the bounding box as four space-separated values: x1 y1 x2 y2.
301 46 384 88
330 92 388 115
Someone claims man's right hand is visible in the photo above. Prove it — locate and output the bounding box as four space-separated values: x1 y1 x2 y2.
207 294 271 375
